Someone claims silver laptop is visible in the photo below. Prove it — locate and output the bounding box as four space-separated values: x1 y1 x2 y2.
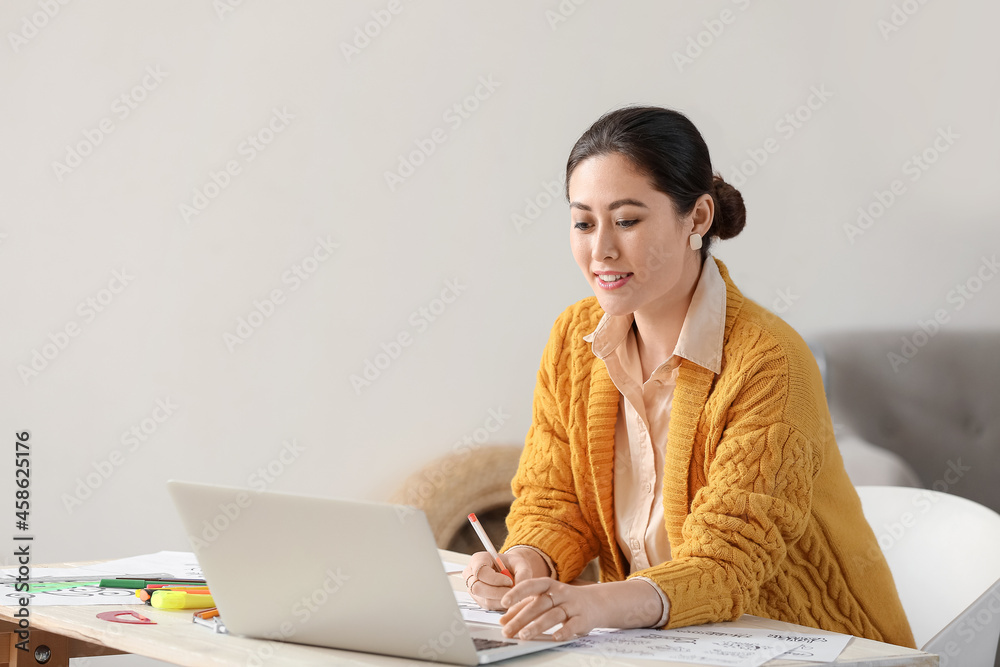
166 480 568 665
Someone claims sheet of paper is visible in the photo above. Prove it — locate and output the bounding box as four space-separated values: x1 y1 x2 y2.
443 560 467 574
690 618 853 663
556 622 852 666
0 582 144 606
557 627 803 667
454 590 504 625
761 630 850 662
0 551 202 606
68 550 204 579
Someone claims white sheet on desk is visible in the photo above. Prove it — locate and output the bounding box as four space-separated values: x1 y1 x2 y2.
686 619 852 662
455 590 505 625
0 550 201 606
0 583 143 606
0 550 202 581
556 627 802 667
74 550 203 579
556 623 851 666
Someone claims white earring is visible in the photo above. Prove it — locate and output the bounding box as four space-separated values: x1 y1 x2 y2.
689 233 703 250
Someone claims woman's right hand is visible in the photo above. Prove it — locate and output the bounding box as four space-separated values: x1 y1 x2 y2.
463 548 548 610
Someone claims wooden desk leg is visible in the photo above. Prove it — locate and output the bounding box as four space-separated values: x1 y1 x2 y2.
2 629 68 667
0 625 126 667
3 630 69 667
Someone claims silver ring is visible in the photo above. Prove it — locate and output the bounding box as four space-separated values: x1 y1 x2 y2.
546 592 568 620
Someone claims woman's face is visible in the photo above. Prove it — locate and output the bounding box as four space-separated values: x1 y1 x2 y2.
568 152 707 318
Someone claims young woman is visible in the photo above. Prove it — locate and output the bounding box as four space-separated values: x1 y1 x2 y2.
462 106 915 647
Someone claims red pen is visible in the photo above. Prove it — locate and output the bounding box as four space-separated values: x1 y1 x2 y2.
468 513 513 581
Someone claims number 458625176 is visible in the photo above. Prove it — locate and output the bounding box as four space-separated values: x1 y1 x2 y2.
15 431 30 529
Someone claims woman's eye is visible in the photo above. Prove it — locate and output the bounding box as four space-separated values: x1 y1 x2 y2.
617 219 638 228
573 221 591 231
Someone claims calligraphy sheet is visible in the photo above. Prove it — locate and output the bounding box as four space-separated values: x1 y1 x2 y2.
558 624 851 666
0 550 202 606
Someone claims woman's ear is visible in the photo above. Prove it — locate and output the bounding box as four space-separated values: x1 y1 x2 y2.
690 193 715 237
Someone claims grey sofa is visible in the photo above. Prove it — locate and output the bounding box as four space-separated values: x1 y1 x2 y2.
814 331 1000 517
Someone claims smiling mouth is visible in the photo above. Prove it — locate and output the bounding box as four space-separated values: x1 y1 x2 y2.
594 272 633 289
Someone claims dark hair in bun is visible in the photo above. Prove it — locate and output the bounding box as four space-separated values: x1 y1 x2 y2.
566 106 746 260
711 174 746 241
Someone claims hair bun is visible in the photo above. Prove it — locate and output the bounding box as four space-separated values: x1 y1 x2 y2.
711 175 746 240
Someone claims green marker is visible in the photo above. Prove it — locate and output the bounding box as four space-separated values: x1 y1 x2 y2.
28 581 101 592
100 578 207 589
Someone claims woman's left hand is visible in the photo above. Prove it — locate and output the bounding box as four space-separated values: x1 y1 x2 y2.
499 577 665 642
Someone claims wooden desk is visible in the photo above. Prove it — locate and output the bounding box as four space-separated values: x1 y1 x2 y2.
0 555 938 667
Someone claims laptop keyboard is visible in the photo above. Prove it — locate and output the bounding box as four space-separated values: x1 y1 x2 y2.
474 637 518 651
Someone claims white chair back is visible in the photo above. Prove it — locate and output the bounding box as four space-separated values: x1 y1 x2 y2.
856 486 1000 667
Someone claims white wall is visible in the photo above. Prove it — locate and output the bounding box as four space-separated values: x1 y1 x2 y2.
2 0 998 577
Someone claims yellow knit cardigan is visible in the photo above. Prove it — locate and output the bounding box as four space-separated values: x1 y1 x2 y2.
501 258 915 648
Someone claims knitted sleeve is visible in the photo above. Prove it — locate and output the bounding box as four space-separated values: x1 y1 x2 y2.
500 308 601 581
631 415 819 627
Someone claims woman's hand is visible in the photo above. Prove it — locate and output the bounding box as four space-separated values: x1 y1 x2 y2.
463 548 548 610
499 577 666 642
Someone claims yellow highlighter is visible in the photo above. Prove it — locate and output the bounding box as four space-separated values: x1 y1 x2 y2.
150 590 215 610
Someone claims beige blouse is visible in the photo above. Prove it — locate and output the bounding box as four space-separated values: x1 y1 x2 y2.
582 255 726 623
